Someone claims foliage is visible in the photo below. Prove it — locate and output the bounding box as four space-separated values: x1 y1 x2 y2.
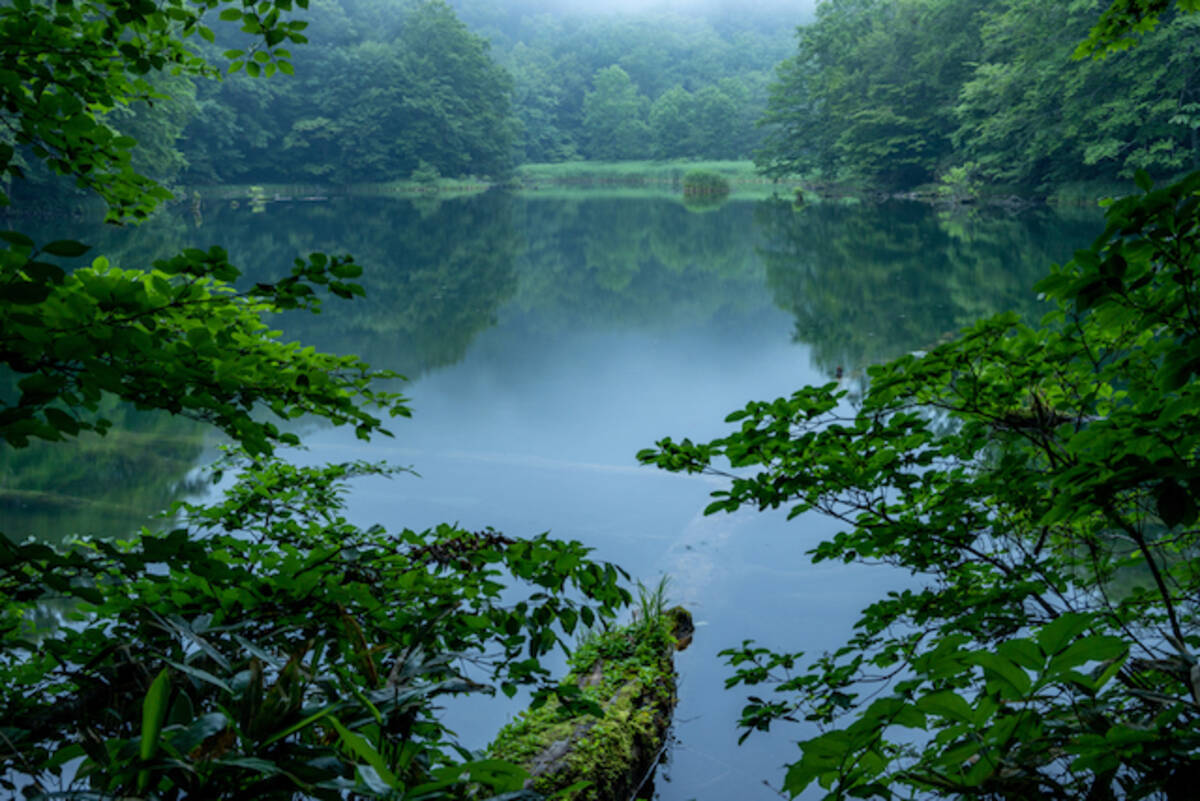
477 8 793 164
2 457 631 799
185 0 516 184
935 163 980 203
0 0 306 221
513 159 763 189
0 1 634 800
954 1 1200 190
1077 0 1200 57
758 0 1200 192
681 170 731 198
581 66 651 162
0 238 405 456
53 1 799 188
640 173 1200 798
756 0 988 188
411 161 441 185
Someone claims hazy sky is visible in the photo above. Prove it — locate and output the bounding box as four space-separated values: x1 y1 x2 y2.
560 0 816 15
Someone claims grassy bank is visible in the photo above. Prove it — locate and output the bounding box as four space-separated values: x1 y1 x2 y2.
514 160 788 196
186 163 795 205
191 178 491 201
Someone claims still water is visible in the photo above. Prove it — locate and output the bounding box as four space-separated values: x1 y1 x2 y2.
1 191 1101 799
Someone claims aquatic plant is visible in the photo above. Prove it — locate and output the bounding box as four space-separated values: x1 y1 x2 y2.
681 169 731 198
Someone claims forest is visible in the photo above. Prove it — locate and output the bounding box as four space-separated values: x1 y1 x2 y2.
11 0 796 200
3 0 1200 799
18 0 1200 200
758 0 1200 192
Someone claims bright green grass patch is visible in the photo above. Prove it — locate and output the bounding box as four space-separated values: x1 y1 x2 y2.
515 159 777 187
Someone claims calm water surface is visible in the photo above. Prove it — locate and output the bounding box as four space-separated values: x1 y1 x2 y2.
1 191 1102 800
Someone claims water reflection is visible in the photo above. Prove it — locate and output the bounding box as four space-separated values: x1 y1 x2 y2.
2 192 1102 544
0 407 205 543
2 191 1106 799
756 198 1101 375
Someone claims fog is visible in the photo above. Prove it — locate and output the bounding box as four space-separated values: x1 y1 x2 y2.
451 0 817 26
529 0 816 17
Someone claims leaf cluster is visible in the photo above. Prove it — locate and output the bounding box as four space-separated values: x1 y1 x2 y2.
1 457 631 799
0 236 408 456
638 172 1200 799
0 0 309 221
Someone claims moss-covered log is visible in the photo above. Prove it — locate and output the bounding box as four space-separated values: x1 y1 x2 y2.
490 606 694 801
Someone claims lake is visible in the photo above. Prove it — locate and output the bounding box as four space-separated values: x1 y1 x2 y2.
1 190 1102 800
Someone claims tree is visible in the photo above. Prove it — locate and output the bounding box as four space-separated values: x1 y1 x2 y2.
649 85 696 160
0 1 630 798
644 171 1200 801
759 0 1200 191
581 65 651 161
756 0 988 187
954 1 1200 189
643 3 1200 798
175 0 517 184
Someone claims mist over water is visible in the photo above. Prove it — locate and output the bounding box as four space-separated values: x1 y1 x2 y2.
452 0 814 21
5 191 1102 800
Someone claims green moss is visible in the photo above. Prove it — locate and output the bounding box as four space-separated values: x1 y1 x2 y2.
488 611 687 801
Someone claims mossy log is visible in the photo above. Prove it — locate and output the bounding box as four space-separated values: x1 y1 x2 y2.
490 606 694 801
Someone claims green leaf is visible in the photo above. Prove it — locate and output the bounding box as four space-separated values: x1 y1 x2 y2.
549 780 594 798
260 703 341 747
1037 613 1093 655
997 638 1044 671
969 652 1031 696
141 668 171 761
4 281 52 305
137 667 171 793
327 716 400 789
1156 480 1196 528
915 690 973 723
0 230 34 248
1048 635 1128 675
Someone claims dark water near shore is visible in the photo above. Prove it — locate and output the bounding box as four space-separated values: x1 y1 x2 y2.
0 191 1102 799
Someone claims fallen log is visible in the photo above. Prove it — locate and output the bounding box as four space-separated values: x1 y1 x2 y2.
489 605 694 801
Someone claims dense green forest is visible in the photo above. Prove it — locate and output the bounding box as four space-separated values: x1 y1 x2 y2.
758 0 1200 192
16 0 1200 198
451 1 795 163
11 0 797 202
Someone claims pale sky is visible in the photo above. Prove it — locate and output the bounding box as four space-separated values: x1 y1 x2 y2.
484 0 817 21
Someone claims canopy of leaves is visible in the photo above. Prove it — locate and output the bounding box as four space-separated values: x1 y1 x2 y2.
641 170 1200 800
0 1 636 798
757 0 1200 191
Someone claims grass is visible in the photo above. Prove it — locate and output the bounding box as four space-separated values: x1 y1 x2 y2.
183 162 810 206
190 178 492 200
1046 178 1140 206
514 159 787 195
